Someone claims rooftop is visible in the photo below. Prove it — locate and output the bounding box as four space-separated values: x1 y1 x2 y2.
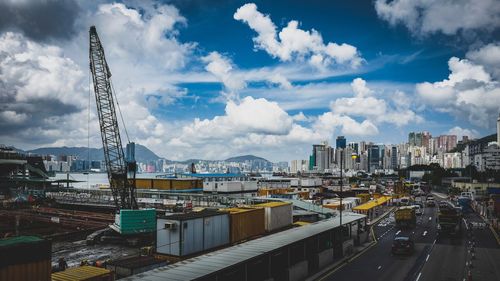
123 212 366 281
160 209 228 221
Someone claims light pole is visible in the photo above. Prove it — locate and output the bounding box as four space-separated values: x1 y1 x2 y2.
340 150 343 227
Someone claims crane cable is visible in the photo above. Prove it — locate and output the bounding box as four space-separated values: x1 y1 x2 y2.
110 79 131 144
87 68 91 188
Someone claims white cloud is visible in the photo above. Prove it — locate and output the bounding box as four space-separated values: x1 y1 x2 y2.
234 3 362 68
201 51 246 101
0 110 28 124
313 112 379 137
466 43 500 80
330 78 421 127
416 52 500 128
375 0 500 37
446 126 479 139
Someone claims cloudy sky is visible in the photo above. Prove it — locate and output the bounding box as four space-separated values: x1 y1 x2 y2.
1 0 499 162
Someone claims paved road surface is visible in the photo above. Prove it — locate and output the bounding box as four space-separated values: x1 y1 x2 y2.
319 194 500 281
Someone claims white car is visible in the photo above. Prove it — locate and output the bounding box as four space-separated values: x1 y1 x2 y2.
412 205 423 215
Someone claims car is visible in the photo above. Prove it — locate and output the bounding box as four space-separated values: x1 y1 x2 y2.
413 204 423 215
392 236 415 255
426 195 434 201
426 200 436 207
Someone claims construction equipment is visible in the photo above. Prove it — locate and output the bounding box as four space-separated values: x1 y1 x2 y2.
89 26 137 210
395 206 416 228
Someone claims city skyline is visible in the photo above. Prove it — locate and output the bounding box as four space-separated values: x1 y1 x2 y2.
1 1 500 162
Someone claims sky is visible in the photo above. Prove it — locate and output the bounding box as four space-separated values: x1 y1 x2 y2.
0 0 499 162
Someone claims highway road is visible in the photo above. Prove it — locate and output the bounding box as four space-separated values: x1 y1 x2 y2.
319 194 500 281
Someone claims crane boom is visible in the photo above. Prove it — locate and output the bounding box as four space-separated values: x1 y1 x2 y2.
89 26 137 210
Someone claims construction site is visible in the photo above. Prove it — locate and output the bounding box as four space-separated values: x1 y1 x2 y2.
0 26 376 281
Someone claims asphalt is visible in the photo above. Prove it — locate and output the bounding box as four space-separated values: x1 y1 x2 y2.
318 194 500 281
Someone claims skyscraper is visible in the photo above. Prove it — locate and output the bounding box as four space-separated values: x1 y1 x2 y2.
336 136 346 149
497 112 500 145
368 145 381 172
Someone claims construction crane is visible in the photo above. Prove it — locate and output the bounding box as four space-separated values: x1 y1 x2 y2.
89 26 138 210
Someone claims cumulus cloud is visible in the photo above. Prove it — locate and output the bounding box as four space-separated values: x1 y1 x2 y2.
167 96 322 160
466 43 500 80
234 3 362 68
0 2 195 154
330 78 422 127
0 32 85 139
416 50 500 128
446 126 479 139
313 112 379 137
375 0 500 37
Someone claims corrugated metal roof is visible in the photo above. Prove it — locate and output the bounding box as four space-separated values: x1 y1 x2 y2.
159 209 228 221
0 235 43 247
353 196 392 211
254 201 291 207
181 173 245 178
123 212 365 281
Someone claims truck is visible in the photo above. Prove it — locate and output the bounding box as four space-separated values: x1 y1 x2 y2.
395 206 416 228
437 203 462 237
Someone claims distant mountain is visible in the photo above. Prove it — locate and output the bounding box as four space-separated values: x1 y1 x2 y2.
26 144 161 163
225 155 270 163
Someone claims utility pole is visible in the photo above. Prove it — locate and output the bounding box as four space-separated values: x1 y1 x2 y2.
340 149 343 227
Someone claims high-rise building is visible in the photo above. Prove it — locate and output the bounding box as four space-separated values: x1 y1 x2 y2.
336 136 346 149
437 135 457 152
311 142 333 171
348 142 359 154
409 132 423 147
497 112 500 145
367 145 381 172
391 146 398 169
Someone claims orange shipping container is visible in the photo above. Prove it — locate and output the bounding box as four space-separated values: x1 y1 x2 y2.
0 259 51 281
224 207 265 243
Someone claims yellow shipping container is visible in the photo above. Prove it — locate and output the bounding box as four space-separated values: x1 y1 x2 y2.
51 266 114 281
223 207 266 243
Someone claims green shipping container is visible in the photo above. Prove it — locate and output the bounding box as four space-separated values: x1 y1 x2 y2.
113 209 156 235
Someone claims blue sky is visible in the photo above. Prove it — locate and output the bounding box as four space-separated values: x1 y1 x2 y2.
0 0 499 161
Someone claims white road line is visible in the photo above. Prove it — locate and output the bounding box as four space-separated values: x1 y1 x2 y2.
423 231 428 236
378 265 382 270
416 272 422 281
432 239 436 246
425 254 430 262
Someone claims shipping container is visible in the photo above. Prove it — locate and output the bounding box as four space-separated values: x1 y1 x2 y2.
0 236 51 281
134 178 202 191
106 256 167 278
52 266 114 281
253 202 293 232
224 207 265 243
156 210 230 257
112 209 156 235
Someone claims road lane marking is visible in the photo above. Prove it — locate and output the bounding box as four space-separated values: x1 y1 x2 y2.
423 231 427 236
416 272 422 281
377 265 382 270
395 230 401 236
425 254 430 262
